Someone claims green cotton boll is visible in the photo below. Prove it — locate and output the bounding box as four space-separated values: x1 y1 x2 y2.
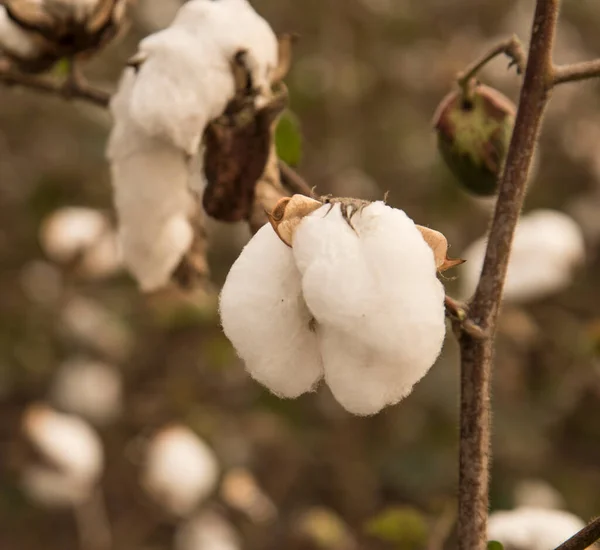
487 541 505 550
275 109 303 166
433 84 516 196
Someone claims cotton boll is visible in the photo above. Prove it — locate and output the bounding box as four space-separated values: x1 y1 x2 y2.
292 201 445 412
50 358 122 426
40 207 109 264
175 511 241 550
142 425 219 516
460 210 586 302
488 507 587 550
219 224 323 398
514 479 565 510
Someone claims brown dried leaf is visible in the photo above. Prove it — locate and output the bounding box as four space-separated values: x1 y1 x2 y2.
202 77 288 223
416 225 465 272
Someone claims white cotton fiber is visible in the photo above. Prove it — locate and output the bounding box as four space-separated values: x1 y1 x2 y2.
0 6 42 59
292 201 446 414
488 507 587 550
219 224 323 398
129 0 278 155
460 209 586 303
108 72 195 291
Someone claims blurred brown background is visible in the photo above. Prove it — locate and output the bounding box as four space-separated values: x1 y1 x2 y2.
1 0 599 549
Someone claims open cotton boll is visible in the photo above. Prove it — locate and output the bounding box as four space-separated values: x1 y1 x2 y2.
23 404 104 483
129 0 277 155
219 223 323 398
21 465 93 508
460 209 586 302
488 507 587 550
50 358 122 426
175 511 241 550
142 425 219 516
293 201 445 397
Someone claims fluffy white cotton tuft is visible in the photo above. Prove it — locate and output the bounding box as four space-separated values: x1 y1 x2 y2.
460 209 586 303
175 511 241 550
107 73 195 291
488 507 587 550
23 404 104 483
50 358 122 426
293 202 446 415
128 0 278 154
219 224 323 398
142 425 219 516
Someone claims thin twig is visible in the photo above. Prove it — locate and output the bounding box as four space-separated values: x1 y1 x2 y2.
554 517 600 550
278 159 314 197
456 2 561 549
427 501 457 550
0 62 110 107
444 296 487 340
456 35 526 93
553 59 600 86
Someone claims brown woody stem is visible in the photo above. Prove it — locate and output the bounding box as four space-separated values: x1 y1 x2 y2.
456 2 560 549
554 517 600 550
0 61 110 107
553 59 600 85
456 35 526 98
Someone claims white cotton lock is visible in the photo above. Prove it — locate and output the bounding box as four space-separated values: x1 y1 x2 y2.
488 507 587 550
129 0 277 154
175 511 241 550
219 224 324 398
460 209 586 303
142 425 219 516
23 404 104 483
220 200 447 415
50 358 123 426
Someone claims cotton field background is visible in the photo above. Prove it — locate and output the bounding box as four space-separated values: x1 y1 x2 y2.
0 1 599 549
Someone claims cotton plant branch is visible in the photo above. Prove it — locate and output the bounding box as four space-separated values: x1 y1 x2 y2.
553 59 600 86
0 58 111 106
453 1 600 548
554 516 600 550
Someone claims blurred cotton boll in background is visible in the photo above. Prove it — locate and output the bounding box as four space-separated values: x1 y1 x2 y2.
21 404 104 507
50 358 123 426
460 209 586 303
142 425 220 516
39 207 122 279
175 511 241 550
488 507 587 550
220 196 447 416
220 467 277 524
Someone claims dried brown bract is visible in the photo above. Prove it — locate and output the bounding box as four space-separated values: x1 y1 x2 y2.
267 194 322 246
416 225 465 273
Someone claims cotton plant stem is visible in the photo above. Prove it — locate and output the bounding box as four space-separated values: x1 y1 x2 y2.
456 1 560 548
0 61 111 107
553 59 600 85
554 517 600 550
